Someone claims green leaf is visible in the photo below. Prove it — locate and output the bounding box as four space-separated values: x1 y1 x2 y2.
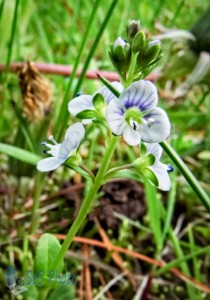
0 143 41 165
92 93 105 111
34 234 64 288
144 179 163 253
23 284 38 300
134 154 155 169
76 109 98 119
143 168 159 187
48 284 76 300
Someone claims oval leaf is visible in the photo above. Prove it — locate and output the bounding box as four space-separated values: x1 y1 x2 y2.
76 109 97 119
34 234 64 288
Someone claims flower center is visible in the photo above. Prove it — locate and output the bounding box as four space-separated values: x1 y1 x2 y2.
125 107 143 130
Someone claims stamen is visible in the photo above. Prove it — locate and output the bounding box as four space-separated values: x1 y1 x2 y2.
48 135 58 145
41 141 47 146
129 118 139 131
167 164 174 172
43 150 48 154
144 118 155 128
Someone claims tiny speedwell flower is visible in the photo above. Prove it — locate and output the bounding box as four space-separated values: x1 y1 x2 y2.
37 123 85 172
144 143 172 191
106 80 171 146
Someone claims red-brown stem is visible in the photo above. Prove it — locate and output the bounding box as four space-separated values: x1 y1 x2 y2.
0 62 160 82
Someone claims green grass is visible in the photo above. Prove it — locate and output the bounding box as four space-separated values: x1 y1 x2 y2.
0 0 210 299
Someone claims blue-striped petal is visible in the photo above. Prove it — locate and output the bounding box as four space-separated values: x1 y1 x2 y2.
141 107 171 143
96 81 123 104
120 80 158 111
106 100 125 135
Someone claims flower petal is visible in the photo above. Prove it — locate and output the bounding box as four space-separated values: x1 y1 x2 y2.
150 162 171 191
68 95 93 116
96 82 124 104
120 80 158 111
144 143 162 161
141 107 171 143
59 122 85 160
123 125 141 146
37 157 62 172
106 100 126 135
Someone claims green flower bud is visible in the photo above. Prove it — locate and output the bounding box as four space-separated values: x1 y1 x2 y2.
136 40 161 71
126 20 141 43
132 30 146 53
109 37 131 77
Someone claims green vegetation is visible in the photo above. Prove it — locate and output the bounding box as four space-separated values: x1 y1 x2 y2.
0 0 210 299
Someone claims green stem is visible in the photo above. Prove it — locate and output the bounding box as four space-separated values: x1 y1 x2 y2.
30 172 45 234
51 135 119 271
105 163 134 177
65 163 94 181
160 141 210 212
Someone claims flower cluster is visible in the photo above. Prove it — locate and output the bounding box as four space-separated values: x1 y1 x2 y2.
37 20 173 191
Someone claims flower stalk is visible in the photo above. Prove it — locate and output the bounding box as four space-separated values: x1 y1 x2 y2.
160 141 210 212
51 135 119 271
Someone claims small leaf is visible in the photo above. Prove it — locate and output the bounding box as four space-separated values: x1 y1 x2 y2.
143 168 159 187
23 284 38 300
48 284 76 300
92 94 105 111
34 234 64 288
0 143 41 165
76 109 98 119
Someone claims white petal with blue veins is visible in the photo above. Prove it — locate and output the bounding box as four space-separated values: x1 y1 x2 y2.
106 100 125 135
120 80 158 111
141 107 171 143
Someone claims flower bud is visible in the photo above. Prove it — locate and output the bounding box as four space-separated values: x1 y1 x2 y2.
109 37 131 77
136 41 161 72
126 20 141 43
132 30 146 53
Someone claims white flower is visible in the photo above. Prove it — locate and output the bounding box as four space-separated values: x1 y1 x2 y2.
145 143 172 191
106 80 171 146
37 123 85 172
68 82 123 123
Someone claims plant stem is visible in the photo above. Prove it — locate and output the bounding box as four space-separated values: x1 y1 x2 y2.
51 135 119 271
160 140 210 212
30 172 45 234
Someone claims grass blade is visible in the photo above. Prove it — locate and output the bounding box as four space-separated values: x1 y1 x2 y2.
0 143 41 165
